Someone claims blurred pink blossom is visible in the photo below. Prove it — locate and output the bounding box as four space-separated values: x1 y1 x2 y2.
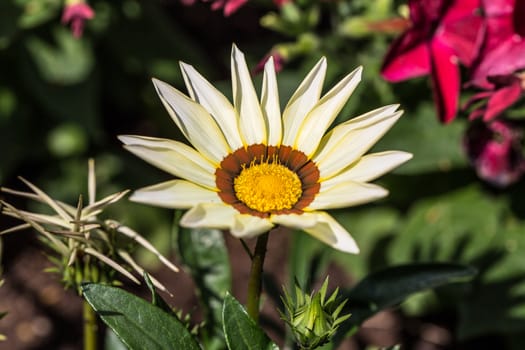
272 0 290 7
181 0 288 16
465 73 524 121
469 0 525 87
464 119 525 187
208 0 248 16
381 0 484 123
61 1 95 38
254 52 286 75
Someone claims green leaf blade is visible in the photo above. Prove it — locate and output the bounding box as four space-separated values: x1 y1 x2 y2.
82 283 201 350
332 263 477 346
222 293 279 350
348 263 477 324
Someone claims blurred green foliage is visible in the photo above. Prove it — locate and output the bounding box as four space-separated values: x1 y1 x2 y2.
2 0 525 348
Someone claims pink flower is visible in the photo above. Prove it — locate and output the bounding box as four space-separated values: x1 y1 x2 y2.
254 52 286 75
61 2 95 38
469 0 525 88
464 119 525 187
181 0 286 15
465 73 524 121
272 0 290 7
381 0 484 123
207 0 248 16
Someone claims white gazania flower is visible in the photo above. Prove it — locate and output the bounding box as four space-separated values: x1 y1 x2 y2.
119 45 411 254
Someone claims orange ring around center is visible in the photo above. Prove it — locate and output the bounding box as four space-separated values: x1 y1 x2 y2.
215 144 320 218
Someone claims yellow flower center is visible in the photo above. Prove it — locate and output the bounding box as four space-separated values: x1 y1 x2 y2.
234 162 303 213
216 144 320 218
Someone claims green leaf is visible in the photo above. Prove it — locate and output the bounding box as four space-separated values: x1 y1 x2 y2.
388 185 505 263
26 27 94 85
104 328 128 350
82 283 201 350
333 263 476 345
16 0 61 29
177 227 231 340
47 123 87 157
222 293 279 350
373 102 467 174
456 224 525 339
381 184 525 339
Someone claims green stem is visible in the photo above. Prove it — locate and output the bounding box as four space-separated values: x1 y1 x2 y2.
83 298 97 350
246 232 270 322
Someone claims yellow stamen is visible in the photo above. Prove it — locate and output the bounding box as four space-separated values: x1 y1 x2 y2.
234 162 302 213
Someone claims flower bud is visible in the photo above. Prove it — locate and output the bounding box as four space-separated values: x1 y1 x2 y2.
280 277 350 349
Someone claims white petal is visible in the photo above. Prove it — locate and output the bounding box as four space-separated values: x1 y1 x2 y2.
294 66 362 155
282 57 327 146
231 45 267 145
119 135 216 189
314 108 403 179
308 181 388 210
322 151 413 187
179 62 244 150
180 203 237 229
273 212 359 253
261 57 282 146
314 105 399 161
152 78 230 162
129 180 220 209
305 212 359 253
271 212 319 228
230 215 274 238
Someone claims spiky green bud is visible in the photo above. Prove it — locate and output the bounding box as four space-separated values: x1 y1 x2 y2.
280 277 351 350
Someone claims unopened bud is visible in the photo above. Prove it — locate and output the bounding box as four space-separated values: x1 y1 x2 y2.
280 277 350 349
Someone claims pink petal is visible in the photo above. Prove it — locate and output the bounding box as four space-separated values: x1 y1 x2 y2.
469 1 525 87
61 3 94 38
484 80 523 121
430 39 460 123
468 108 486 120
61 3 95 23
223 0 248 15
471 36 525 87
210 0 225 10
482 0 514 16
439 0 484 66
253 52 285 75
381 36 431 82
483 16 517 52
441 0 481 22
273 0 289 7
464 119 525 187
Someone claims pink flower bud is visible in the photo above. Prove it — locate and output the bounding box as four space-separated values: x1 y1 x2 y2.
61 2 95 38
464 119 525 187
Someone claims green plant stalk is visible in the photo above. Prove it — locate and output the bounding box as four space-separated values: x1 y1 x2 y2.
83 299 98 350
246 232 270 322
